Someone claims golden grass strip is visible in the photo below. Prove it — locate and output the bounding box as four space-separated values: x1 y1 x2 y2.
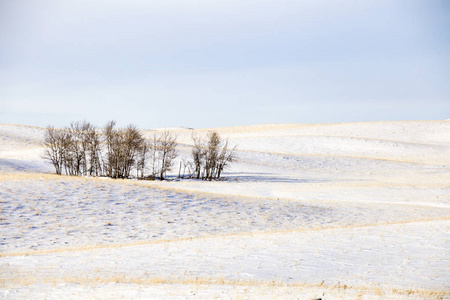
1 274 448 298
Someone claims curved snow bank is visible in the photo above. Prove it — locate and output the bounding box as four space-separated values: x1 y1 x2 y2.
169 120 450 164
233 135 449 164
175 120 450 144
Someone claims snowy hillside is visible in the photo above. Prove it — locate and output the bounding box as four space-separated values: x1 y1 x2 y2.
0 120 449 299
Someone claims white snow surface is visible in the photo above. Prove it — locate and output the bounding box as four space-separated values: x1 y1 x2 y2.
0 120 449 299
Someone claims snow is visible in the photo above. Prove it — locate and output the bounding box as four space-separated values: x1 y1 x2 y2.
0 120 449 299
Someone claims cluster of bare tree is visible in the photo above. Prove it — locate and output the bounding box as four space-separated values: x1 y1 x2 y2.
43 121 178 180
191 131 236 180
103 121 144 179
43 121 102 177
43 121 237 181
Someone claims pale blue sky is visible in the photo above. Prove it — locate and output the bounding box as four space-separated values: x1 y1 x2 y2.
1 0 449 129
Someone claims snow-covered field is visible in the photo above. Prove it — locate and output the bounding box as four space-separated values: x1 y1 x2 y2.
0 121 449 299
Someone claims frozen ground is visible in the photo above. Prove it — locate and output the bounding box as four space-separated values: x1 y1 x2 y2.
0 121 449 299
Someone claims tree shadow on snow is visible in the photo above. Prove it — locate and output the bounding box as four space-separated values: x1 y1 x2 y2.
221 172 330 183
0 158 44 173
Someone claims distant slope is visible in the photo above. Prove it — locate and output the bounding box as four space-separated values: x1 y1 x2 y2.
0 124 48 172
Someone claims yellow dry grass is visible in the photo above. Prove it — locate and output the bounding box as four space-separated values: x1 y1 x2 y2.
1 273 448 299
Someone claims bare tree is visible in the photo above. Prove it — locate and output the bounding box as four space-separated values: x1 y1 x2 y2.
65 121 87 176
103 120 118 178
205 131 220 180
75 120 99 176
136 140 150 179
43 120 180 181
101 121 144 179
84 124 102 176
192 133 206 179
216 138 236 180
148 133 161 179
122 125 144 178
190 131 236 180
42 126 66 175
103 121 130 178
151 130 178 180
62 127 76 176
